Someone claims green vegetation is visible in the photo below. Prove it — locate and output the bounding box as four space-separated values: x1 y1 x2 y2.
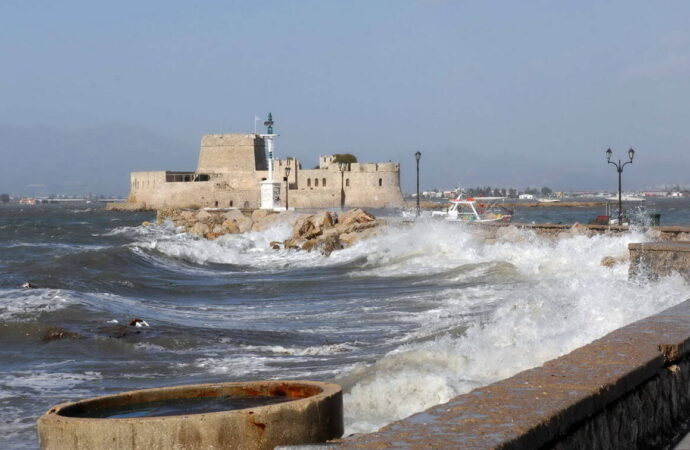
333 153 357 164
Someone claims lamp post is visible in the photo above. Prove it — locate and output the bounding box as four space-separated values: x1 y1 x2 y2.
338 162 346 210
606 147 635 225
415 151 421 216
284 166 291 210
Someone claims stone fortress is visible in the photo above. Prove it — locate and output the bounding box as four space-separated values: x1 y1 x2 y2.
124 114 403 210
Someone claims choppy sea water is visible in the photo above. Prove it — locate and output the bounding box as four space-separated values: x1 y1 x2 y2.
1 201 690 448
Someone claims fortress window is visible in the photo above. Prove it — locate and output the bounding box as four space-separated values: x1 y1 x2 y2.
307 179 311 187
214 201 218 207
322 178 326 187
378 178 383 187
315 178 319 187
230 200 234 207
346 178 350 187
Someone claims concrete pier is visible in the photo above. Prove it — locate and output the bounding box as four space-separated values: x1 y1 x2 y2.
341 299 690 448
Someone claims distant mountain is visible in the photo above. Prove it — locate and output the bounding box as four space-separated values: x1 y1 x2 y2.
0 124 196 196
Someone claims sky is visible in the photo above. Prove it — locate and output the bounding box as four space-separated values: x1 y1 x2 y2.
2 0 690 195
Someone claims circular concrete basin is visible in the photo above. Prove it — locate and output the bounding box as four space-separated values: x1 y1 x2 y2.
37 380 342 450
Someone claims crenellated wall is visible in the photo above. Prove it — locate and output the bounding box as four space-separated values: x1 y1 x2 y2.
122 134 403 210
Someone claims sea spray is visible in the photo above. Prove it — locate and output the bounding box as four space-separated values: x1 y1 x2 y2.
334 221 688 434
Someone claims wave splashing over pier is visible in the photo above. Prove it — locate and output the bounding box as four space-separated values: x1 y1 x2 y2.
0 205 688 447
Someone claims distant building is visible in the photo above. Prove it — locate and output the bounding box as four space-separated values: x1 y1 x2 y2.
518 194 534 200
122 117 403 210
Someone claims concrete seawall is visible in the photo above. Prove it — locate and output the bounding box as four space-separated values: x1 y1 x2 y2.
342 299 690 448
630 242 690 282
476 222 690 241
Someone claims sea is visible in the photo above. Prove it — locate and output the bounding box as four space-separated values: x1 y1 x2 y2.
2 198 690 448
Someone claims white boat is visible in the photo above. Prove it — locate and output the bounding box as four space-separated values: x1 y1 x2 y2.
537 198 560 203
432 197 513 223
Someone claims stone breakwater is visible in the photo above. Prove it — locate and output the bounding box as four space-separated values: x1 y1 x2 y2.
154 208 381 256
473 222 690 241
341 299 690 449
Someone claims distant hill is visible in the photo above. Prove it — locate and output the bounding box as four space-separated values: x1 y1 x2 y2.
0 124 196 196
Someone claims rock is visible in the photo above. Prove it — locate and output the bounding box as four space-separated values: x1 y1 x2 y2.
180 210 196 221
302 239 318 252
339 220 379 235
222 210 246 221
251 209 273 221
339 208 375 226
235 216 254 233
154 208 378 256
293 215 318 239
156 208 181 224
189 222 210 237
129 318 149 327
222 220 241 234
313 211 337 228
195 209 213 221
601 255 629 267
142 221 152 226
208 213 225 226
223 211 253 232
41 326 80 342
283 238 304 250
99 324 141 339
317 234 343 256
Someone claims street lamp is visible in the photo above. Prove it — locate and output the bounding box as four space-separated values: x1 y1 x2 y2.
338 162 347 210
415 151 422 217
606 147 635 225
284 166 291 210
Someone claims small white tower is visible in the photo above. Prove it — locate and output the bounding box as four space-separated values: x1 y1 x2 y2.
259 112 281 210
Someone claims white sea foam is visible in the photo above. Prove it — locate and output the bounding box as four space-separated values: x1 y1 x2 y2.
241 342 359 356
133 221 365 269
1 370 101 391
121 218 688 435
332 221 689 434
0 289 75 321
